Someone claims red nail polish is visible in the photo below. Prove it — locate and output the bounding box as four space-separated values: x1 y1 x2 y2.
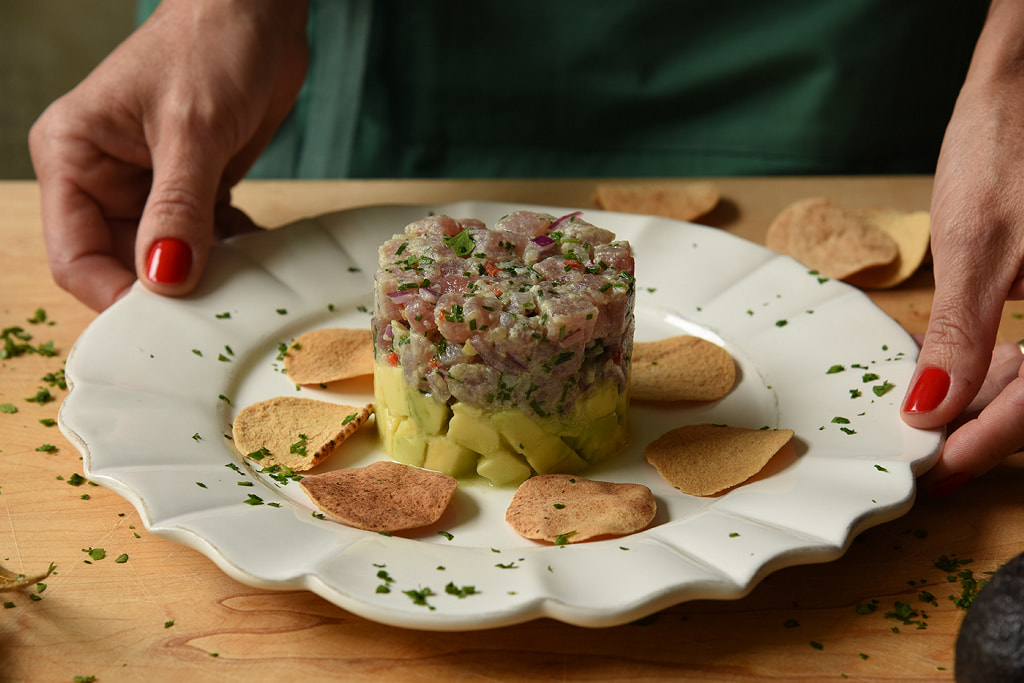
930 472 971 498
146 238 192 285
903 366 950 414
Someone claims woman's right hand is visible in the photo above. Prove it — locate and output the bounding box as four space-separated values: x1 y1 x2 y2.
29 0 309 311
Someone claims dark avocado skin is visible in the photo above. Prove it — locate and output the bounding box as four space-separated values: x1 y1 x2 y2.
956 552 1024 682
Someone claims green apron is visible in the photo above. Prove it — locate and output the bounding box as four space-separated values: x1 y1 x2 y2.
138 0 988 178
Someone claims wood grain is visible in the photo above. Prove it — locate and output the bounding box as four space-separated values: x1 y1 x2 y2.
2 177 1021 681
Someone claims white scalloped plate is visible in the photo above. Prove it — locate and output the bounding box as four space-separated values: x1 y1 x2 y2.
60 201 942 630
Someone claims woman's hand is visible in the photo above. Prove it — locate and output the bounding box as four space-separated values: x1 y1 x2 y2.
29 0 309 311
902 0 1024 494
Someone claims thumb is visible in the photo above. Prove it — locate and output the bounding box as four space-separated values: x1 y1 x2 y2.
136 137 224 298
901 257 1005 431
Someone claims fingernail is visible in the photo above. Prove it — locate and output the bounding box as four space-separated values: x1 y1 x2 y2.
930 472 971 498
903 366 950 414
146 238 192 285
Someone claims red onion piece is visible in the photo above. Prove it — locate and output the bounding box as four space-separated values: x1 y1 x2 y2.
387 290 416 305
549 210 583 232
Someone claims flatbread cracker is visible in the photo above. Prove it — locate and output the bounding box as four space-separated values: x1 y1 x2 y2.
843 209 931 289
765 198 898 279
632 335 735 401
505 474 656 544
646 423 794 496
283 328 374 385
233 397 373 472
594 181 720 222
300 460 457 532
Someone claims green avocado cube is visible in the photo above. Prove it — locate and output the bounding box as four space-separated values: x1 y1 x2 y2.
476 446 531 486
423 438 476 478
492 409 577 474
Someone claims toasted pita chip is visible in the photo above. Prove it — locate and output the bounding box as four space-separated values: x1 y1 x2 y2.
233 397 373 472
300 460 457 532
765 198 898 279
505 474 656 544
843 209 931 289
632 335 735 402
646 423 794 496
594 181 720 222
283 328 374 385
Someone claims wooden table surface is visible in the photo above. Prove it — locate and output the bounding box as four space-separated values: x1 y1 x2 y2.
3 177 1024 682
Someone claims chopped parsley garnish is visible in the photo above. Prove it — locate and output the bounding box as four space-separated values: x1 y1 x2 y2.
826 364 845 374
873 381 895 397
25 388 54 404
42 369 66 389
82 547 106 562
855 602 879 615
289 434 309 456
443 304 464 323
260 464 302 485
443 229 476 257
403 587 436 610
0 403 16 414
554 531 577 546
445 582 477 598
884 601 927 630
0 326 57 358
